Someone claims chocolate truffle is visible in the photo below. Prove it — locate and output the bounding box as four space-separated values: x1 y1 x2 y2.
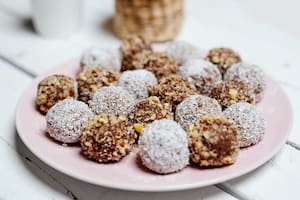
205 47 241 75
224 63 267 102
150 74 197 109
76 67 119 103
117 69 157 100
36 74 76 114
46 99 93 143
138 119 189 174
223 102 266 147
80 47 121 71
180 59 222 95
188 115 240 167
175 94 222 130
209 80 255 109
89 86 135 116
166 41 203 65
80 114 136 162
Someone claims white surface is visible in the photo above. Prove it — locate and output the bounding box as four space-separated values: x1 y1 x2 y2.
0 0 300 199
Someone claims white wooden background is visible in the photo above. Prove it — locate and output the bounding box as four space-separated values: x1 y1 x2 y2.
0 0 300 199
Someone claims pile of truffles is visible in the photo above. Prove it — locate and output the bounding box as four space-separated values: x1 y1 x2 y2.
36 35 267 174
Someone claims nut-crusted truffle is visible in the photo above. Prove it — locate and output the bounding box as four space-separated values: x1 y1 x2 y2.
36 74 76 114
209 80 255 109
188 115 240 167
150 74 197 109
180 59 222 95
223 102 266 147
175 94 222 130
80 114 136 163
89 86 135 116
128 96 173 133
77 67 119 103
138 119 189 174
117 69 157 100
80 47 121 71
46 99 93 143
120 35 152 72
224 63 267 102
205 47 241 75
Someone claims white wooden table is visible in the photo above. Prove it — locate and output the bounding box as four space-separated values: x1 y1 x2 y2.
1 0 300 199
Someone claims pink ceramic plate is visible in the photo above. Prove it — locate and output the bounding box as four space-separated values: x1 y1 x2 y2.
16 59 293 192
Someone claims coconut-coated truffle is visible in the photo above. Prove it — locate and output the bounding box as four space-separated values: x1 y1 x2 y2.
175 94 222 130
187 115 240 167
223 102 266 148
180 59 222 95
36 74 76 114
224 63 267 102
89 86 135 116
117 69 157 100
138 119 189 174
205 47 241 75
76 67 119 103
46 99 93 143
80 114 136 162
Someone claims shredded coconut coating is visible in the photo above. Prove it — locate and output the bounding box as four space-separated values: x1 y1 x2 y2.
89 86 135 116
223 102 266 147
180 59 222 95
80 47 121 71
77 67 119 103
46 99 93 143
175 94 222 130
205 47 241 75
166 41 203 65
150 74 197 109
36 74 76 114
80 114 136 163
117 69 157 100
138 119 189 174
187 115 240 167
209 80 255 109
224 63 267 102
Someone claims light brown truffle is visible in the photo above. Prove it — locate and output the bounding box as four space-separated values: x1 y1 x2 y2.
76 67 119 103
80 114 136 163
188 115 240 167
36 74 76 114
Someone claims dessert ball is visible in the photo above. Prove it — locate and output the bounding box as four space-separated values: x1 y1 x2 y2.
209 80 255 109
117 69 157 100
175 94 222 130
128 96 173 134
224 63 267 102
46 99 93 143
120 35 152 72
80 47 121 71
89 86 135 116
205 47 241 75
223 102 266 147
80 114 136 162
138 119 189 174
36 74 76 114
166 41 203 65
76 67 119 103
187 115 240 167
180 59 222 95
150 74 197 109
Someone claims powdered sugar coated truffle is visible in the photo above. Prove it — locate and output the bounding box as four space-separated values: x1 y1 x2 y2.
175 95 222 130
46 99 93 143
180 59 222 95
138 119 189 174
223 102 266 147
89 86 135 116
117 69 157 100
